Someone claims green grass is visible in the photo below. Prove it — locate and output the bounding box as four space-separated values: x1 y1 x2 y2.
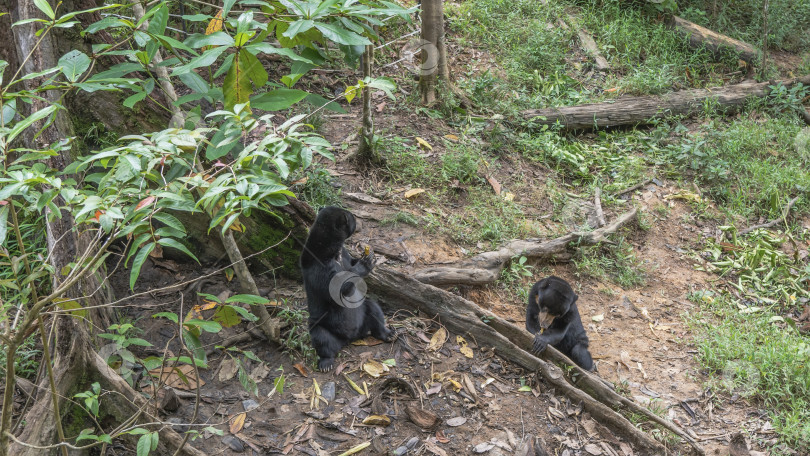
680 0 810 53
663 113 810 222
291 165 343 211
687 291 810 450
573 237 648 288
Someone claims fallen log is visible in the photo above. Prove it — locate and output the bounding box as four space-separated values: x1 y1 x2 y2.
521 75 810 129
367 266 704 456
671 16 759 62
413 209 637 286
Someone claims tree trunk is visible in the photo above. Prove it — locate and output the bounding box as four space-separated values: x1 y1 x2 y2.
419 0 447 105
366 267 705 455
356 44 379 162
522 75 810 130
671 16 759 63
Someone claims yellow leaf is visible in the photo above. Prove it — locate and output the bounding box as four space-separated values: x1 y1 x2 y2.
448 378 461 392
404 188 426 199
200 300 218 311
345 85 358 104
415 137 433 150
444 134 459 142
428 327 447 351
363 360 387 378
206 10 223 35
502 192 515 201
313 378 321 396
362 415 391 426
344 374 365 395
460 346 474 358
224 268 234 282
338 442 371 456
229 412 246 434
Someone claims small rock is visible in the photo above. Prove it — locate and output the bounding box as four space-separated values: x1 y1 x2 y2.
393 446 409 456
322 382 336 402
242 399 259 412
167 417 188 434
222 435 245 452
159 388 181 412
445 416 467 427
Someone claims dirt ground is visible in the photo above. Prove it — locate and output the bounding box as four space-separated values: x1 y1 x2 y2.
112 158 783 456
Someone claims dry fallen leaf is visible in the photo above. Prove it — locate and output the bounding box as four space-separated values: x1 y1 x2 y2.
428 327 447 351
446 417 467 427
592 313 604 322
351 336 384 346
363 415 391 426
444 134 459 142
487 176 502 195
619 351 634 371
218 358 239 382
435 430 450 444
362 360 388 378
584 443 603 455
229 412 246 434
456 335 474 358
404 188 426 199
148 365 204 390
293 363 309 377
425 440 448 456
502 192 515 201
406 405 439 428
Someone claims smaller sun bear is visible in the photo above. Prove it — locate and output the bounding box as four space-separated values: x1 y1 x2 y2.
300 207 394 371
526 276 595 371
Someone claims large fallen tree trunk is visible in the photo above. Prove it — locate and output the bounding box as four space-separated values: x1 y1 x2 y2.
521 75 810 130
368 267 704 456
414 209 637 286
671 16 759 62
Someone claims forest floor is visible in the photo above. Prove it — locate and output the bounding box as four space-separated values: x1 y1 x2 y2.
108 1 810 455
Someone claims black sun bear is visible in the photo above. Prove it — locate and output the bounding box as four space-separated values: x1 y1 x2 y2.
300 206 394 371
526 276 595 371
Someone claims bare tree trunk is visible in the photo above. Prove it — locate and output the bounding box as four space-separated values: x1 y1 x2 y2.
356 44 379 162
760 0 769 76
419 0 447 105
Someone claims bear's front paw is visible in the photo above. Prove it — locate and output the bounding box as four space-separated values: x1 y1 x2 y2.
318 357 335 372
532 335 548 355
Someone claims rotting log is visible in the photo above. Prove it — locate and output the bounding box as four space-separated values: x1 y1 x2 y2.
521 75 810 130
413 209 637 286
671 16 759 62
367 266 704 456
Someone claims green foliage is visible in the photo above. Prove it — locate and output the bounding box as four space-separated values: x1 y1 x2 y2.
701 227 808 308
663 116 809 220
574 237 647 288
687 292 810 449
291 166 342 210
680 0 810 52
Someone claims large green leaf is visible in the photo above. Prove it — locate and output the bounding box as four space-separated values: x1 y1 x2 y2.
7 105 57 144
222 49 252 110
171 46 227 76
305 93 347 114
33 0 55 19
314 22 370 46
129 241 155 290
251 89 308 111
58 50 91 82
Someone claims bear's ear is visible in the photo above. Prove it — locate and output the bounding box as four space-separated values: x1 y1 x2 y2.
344 210 356 236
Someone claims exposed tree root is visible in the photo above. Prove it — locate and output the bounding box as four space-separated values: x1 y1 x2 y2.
413 209 637 286
367 267 705 456
10 318 204 456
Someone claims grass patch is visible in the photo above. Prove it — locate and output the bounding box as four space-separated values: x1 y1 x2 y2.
663 113 810 221
291 165 343 211
687 291 810 450
679 0 810 53
573 237 648 287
